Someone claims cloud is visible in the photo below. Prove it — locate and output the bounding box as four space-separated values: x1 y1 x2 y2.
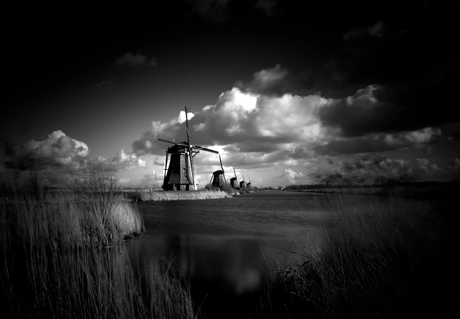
186 0 231 22
132 111 195 155
132 66 451 172
89 78 115 92
255 0 278 17
4 130 89 171
324 3 460 132
1 131 149 187
130 61 459 185
306 155 446 185
132 86 327 162
238 64 290 96
315 127 442 156
138 170 164 188
95 149 146 171
186 0 279 22
115 52 157 67
274 168 304 184
343 21 385 40
448 158 460 171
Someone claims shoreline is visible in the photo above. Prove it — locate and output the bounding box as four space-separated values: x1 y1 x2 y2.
125 190 233 201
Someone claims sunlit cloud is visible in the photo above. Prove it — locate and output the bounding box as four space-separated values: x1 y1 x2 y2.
132 66 449 179
0 131 147 187
95 149 146 171
274 168 304 184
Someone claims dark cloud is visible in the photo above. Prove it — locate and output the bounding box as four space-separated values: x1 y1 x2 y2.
315 127 441 156
308 154 446 185
185 0 280 22
318 84 460 137
318 0 460 137
115 52 157 68
329 1 460 87
289 148 312 160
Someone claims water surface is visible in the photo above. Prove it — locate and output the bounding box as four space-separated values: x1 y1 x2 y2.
129 191 337 318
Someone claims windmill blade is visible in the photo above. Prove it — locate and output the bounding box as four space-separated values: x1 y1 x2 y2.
157 138 177 145
218 154 225 173
192 145 219 154
185 106 191 145
158 138 190 148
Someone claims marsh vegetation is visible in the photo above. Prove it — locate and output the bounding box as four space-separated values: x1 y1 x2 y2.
1 172 458 319
263 186 460 319
0 170 196 319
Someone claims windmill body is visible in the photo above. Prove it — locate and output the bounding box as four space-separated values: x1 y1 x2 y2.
158 107 226 191
230 177 238 189
209 170 226 189
162 142 194 190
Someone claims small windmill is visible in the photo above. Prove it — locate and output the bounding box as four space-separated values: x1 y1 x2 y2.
158 107 225 191
230 168 238 189
239 173 247 189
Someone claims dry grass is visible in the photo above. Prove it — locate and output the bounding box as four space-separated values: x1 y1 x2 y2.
0 170 197 319
266 187 460 319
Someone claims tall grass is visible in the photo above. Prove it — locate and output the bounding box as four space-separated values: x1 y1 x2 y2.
0 170 197 319
0 241 196 319
267 188 460 319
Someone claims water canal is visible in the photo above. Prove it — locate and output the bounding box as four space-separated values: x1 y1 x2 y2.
127 191 338 318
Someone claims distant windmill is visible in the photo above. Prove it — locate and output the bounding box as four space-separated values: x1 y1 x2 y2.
246 177 252 189
230 168 238 189
239 173 247 189
158 107 224 191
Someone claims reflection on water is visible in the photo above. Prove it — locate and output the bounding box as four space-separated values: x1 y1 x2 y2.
129 191 335 318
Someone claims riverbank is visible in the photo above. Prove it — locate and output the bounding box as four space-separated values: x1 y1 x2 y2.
126 189 233 201
0 173 196 319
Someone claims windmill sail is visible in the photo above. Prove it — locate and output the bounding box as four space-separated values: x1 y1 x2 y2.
157 106 224 191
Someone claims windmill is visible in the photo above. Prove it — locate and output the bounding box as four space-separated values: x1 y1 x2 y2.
230 168 238 189
239 173 247 189
246 177 252 189
157 107 225 191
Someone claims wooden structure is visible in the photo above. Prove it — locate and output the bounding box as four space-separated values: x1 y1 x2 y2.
158 107 225 191
209 170 226 189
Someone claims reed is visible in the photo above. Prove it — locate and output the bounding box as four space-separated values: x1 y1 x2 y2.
0 242 196 319
0 170 197 319
267 187 460 319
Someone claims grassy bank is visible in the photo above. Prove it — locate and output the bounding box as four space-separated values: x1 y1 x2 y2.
127 190 232 201
0 172 197 319
265 186 460 319
0 186 144 249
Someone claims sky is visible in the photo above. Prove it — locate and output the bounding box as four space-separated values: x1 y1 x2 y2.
1 0 460 188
